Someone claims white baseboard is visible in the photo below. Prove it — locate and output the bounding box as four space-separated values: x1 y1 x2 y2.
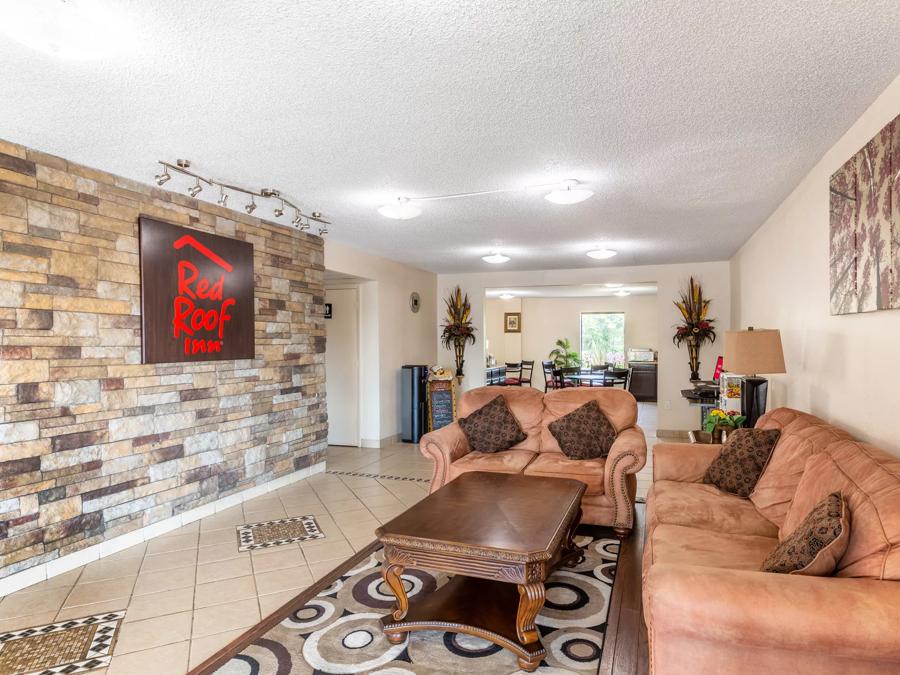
0 462 326 598
360 433 401 449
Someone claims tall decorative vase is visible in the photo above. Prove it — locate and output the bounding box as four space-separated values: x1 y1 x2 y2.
453 338 466 384
687 338 700 381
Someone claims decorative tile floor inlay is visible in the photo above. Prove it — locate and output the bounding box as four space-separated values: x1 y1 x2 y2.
326 470 430 484
237 515 324 551
0 611 124 675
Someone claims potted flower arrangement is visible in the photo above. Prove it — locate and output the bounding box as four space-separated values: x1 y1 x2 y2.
672 276 716 381
690 408 746 443
440 286 476 383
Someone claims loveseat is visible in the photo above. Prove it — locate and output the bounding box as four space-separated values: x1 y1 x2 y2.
643 407 900 674
419 386 647 535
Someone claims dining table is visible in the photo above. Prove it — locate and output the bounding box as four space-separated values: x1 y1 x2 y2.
564 370 628 388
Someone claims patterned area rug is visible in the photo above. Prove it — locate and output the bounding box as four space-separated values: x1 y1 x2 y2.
211 532 618 674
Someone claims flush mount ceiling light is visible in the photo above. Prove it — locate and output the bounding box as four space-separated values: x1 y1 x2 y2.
378 197 422 220
482 252 511 264
615 290 631 297
376 178 593 219
543 179 595 205
0 0 133 60
499 293 515 300
586 248 617 260
604 282 624 288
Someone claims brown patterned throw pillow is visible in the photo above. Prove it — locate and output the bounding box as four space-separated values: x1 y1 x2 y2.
457 395 527 453
548 400 617 460
762 492 850 575
703 428 781 498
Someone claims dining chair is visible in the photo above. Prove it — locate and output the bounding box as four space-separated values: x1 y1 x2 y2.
542 360 556 391
589 363 609 387
552 367 579 389
516 360 534 387
503 362 522 386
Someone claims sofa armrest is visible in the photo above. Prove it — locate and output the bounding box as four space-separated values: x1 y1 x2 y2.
419 423 472 492
652 442 721 483
603 425 647 531
645 563 900 667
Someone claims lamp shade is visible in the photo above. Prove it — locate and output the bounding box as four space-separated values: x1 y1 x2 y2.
724 329 786 375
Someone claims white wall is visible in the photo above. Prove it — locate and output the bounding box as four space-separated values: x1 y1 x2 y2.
439 261 731 431
732 73 900 455
484 297 522 364
326 240 437 445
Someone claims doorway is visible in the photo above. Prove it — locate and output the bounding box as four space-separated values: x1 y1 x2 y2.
325 273 362 446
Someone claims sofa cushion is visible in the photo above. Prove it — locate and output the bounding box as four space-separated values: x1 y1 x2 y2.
750 420 852 528
446 449 537 482
540 388 637 454
646 524 777 574
458 386 544 452
763 491 849 576
548 400 617 460
457 395 526 453
703 428 780 498
647 480 779 538
523 452 606 494
781 444 900 580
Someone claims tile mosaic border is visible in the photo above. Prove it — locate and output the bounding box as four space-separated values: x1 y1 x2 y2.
326 470 430 484
0 611 125 675
236 515 324 551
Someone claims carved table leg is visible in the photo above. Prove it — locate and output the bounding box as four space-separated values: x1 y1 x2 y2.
516 582 545 645
382 563 409 621
518 654 542 672
561 507 585 567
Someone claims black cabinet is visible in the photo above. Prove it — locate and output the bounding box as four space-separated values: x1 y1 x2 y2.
628 363 657 402
485 366 507 385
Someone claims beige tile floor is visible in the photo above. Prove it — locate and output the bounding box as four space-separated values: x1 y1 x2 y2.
0 404 655 675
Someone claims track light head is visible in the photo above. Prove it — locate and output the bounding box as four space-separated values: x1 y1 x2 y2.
245 198 257 215
155 171 170 186
292 211 302 226
318 226 328 236
188 180 202 198
217 190 228 207
300 218 310 231
274 199 285 218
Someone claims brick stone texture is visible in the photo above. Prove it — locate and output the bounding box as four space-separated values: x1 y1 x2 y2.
0 138 327 579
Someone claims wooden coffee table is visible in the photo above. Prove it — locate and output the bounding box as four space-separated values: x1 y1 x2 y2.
375 471 586 671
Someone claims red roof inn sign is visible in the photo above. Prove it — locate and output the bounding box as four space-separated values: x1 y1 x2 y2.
139 216 255 363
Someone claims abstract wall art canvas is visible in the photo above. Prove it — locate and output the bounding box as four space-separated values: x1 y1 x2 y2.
829 113 900 315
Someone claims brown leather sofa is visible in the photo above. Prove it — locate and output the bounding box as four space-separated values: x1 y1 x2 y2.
643 407 900 674
419 386 647 535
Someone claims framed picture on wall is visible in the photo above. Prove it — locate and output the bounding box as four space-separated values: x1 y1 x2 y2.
504 312 521 333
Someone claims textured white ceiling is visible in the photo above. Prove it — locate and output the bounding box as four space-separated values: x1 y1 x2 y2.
1 1 899 273
486 283 657 298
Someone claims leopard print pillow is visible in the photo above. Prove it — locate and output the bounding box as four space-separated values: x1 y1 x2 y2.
703 428 781 497
548 400 617 460
762 492 850 575
457 395 527 453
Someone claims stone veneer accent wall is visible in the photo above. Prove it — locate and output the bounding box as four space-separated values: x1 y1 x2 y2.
0 138 327 581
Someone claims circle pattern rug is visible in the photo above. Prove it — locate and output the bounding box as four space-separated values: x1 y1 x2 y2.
215 534 618 674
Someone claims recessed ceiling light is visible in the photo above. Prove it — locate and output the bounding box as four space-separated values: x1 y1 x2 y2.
0 0 133 60
586 249 617 260
544 180 594 205
482 253 510 264
499 293 515 300
378 197 421 220
604 283 624 288
615 290 631 297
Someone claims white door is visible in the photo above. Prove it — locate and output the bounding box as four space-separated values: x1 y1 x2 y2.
325 288 360 446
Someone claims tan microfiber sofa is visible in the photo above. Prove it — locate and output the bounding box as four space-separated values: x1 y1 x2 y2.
419 385 647 535
644 407 900 674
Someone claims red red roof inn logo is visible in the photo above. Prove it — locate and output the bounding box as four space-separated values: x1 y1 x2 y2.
139 217 254 364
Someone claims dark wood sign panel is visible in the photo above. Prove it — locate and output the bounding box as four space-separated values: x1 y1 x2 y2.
139 216 255 364
427 379 455 431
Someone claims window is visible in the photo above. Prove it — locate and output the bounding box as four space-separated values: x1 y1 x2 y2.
580 313 625 367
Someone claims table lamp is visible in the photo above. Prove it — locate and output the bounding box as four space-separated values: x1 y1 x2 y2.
723 328 786 428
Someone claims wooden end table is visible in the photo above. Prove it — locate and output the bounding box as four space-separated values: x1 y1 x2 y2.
375 471 586 671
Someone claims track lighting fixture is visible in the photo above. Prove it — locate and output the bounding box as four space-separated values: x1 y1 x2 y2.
152 160 331 232
319 226 328 236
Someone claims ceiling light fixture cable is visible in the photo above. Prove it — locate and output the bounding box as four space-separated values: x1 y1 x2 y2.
153 159 331 233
